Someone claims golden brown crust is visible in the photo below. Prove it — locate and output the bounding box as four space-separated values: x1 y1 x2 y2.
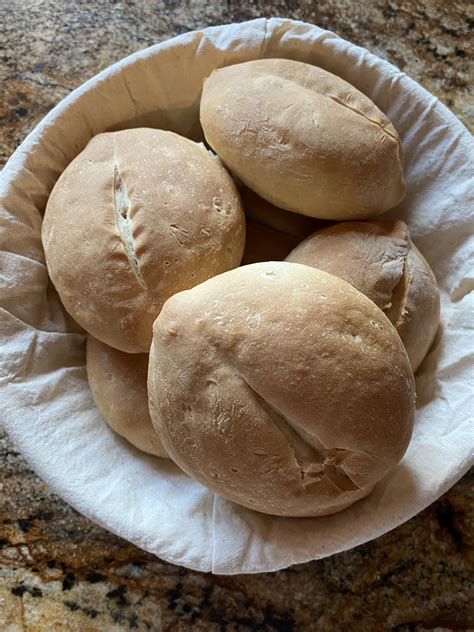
241 220 298 265
200 59 405 220
87 336 168 458
42 128 246 352
148 262 415 517
287 220 440 371
239 185 325 238
394 244 440 372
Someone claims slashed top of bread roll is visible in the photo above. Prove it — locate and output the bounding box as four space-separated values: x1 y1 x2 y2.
87 336 168 458
200 59 405 220
286 219 440 372
148 262 415 517
42 128 245 353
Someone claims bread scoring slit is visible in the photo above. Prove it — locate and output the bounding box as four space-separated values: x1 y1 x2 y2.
113 163 146 289
323 463 359 491
384 252 411 327
260 72 400 145
327 94 400 144
242 376 361 491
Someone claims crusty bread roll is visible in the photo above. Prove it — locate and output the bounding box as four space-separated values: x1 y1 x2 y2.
286 220 440 372
87 336 168 458
148 262 415 517
241 220 298 265
200 59 405 221
239 185 323 239
42 128 245 353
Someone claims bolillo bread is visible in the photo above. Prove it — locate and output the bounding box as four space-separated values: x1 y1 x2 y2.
87 336 168 458
239 184 324 239
286 219 440 372
42 128 245 353
148 261 415 517
241 220 299 265
200 59 405 221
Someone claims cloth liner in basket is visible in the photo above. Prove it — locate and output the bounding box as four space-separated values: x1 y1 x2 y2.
0 18 473 574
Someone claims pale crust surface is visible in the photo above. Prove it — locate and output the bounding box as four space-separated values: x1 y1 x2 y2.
287 220 440 371
148 262 415 517
200 59 405 220
42 128 245 353
87 336 168 458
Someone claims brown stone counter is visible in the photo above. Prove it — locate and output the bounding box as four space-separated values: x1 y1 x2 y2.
1 1 473 630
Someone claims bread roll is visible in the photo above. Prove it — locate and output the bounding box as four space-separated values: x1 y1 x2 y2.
200 59 405 221
87 336 168 458
239 185 323 239
286 220 440 372
148 262 415 517
241 220 298 265
42 128 245 353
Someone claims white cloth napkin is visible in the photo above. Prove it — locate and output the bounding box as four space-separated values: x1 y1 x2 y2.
1 18 473 574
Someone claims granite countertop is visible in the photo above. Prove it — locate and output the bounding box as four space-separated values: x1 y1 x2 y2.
1 1 473 630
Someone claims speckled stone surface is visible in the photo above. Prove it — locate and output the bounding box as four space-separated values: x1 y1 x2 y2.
1 1 473 630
